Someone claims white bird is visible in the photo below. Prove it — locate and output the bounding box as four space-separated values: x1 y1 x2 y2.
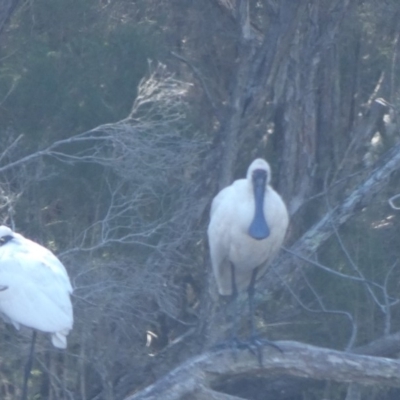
0 225 73 347
208 158 289 346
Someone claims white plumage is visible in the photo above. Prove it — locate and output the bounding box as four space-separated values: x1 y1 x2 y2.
0 225 73 348
208 158 289 296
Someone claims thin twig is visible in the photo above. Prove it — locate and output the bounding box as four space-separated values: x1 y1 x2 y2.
170 51 222 122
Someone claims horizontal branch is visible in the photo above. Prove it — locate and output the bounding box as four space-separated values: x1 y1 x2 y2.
125 341 400 400
0 127 112 173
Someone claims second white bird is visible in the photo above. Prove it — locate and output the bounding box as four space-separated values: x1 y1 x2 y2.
0 225 73 348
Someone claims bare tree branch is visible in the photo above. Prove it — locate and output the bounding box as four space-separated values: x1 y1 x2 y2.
295 141 400 255
125 341 400 400
259 140 400 296
170 51 221 122
389 193 400 210
273 266 358 351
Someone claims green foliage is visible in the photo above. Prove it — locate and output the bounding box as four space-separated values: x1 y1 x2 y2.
0 0 158 143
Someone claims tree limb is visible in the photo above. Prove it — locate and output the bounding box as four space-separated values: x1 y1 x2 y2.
125 341 400 400
294 138 400 255
259 140 400 294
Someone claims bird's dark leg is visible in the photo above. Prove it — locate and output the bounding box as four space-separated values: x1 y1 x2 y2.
212 263 245 353
248 266 258 338
230 262 240 344
247 267 282 365
247 266 264 365
21 330 37 400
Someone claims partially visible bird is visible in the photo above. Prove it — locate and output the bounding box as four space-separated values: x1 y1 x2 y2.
0 225 73 399
0 225 73 346
207 158 289 352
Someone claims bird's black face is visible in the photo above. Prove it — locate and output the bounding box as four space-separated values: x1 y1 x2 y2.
0 235 13 246
252 169 267 190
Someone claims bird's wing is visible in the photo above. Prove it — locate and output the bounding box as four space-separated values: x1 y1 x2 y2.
0 238 73 333
208 185 239 295
209 184 234 217
22 238 73 293
0 255 73 332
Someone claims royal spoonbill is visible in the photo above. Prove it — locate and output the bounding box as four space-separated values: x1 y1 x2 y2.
0 225 73 399
208 158 289 353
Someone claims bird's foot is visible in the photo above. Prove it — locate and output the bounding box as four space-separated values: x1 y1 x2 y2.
213 336 282 365
249 335 283 353
244 335 283 366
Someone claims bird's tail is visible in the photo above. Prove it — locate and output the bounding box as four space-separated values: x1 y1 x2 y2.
51 330 69 349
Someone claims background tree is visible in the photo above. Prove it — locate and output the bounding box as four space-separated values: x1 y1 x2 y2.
1 0 400 399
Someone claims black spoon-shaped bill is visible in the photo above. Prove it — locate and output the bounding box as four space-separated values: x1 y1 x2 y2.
248 170 270 240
